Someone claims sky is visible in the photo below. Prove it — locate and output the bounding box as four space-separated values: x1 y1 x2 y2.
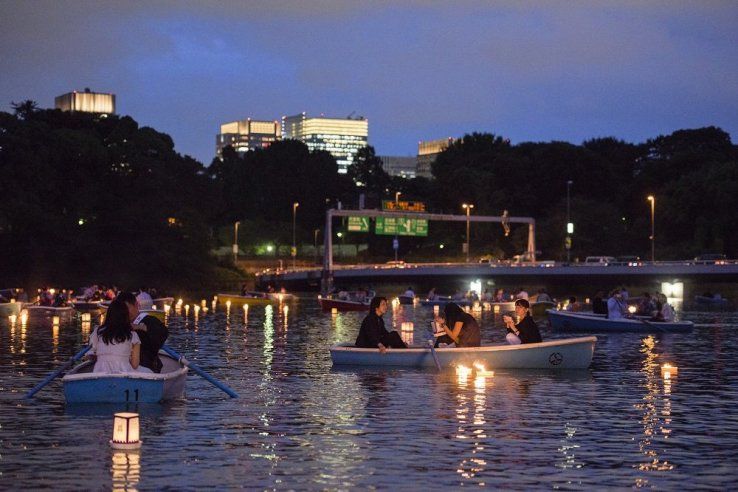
1 1 737 165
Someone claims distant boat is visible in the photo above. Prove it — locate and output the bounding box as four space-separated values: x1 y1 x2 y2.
26 305 74 321
547 310 693 333
330 336 597 369
318 291 374 312
0 301 22 317
420 297 472 307
63 352 187 403
217 292 274 306
531 301 556 317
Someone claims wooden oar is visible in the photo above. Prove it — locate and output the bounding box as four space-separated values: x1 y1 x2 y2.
25 346 91 398
161 345 238 398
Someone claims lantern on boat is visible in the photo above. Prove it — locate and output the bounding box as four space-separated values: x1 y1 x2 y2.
628 305 637 314
194 305 200 317
243 304 249 316
110 412 142 450
52 316 60 326
81 313 91 322
661 363 678 379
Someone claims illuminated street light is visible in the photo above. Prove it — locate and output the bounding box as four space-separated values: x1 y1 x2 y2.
647 195 655 263
566 180 573 263
462 203 474 263
394 191 401 262
233 221 240 264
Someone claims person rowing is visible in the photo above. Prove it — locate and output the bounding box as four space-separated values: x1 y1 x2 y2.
355 296 407 352
503 299 542 344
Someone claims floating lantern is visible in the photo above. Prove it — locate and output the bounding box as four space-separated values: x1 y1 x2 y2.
194 305 200 316
433 305 440 315
473 362 495 378
661 363 678 379
20 310 28 325
110 412 142 450
483 302 491 311
283 305 289 314
278 294 284 303
81 313 91 322
494 305 500 313
585 298 591 304
203 307 208 313
201 299 206 308
176 298 183 307
628 305 637 314
225 300 232 309
163 304 171 314
10 298 15 304
184 304 190 316
52 316 60 326
243 304 249 315
9 314 17 324
331 307 338 314
473 301 481 312
401 322 414 331
213 295 218 302
211 300 216 311
456 364 472 383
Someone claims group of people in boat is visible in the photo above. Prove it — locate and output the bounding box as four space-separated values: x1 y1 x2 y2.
88 292 169 374
591 287 675 322
356 296 542 351
425 286 552 304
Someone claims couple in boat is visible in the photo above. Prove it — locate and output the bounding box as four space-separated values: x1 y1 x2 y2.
355 297 541 351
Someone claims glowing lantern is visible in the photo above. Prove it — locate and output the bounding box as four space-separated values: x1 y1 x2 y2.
473 362 495 378
10 298 16 303
213 295 218 302
283 305 289 314
9 314 17 324
184 305 190 316
52 316 60 326
243 304 249 315
194 305 200 316
401 322 414 331
456 364 472 384
203 307 208 313
81 313 91 322
433 305 440 315
110 412 142 450
201 299 206 308
331 307 338 314
163 304 171 314
211 300 216 311
494 305 500 313
176 298 183 307
661 363 678 379
225 300 232 309
20 310 28 325
628 305 637 314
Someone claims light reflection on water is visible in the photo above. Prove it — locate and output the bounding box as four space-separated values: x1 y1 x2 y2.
0 299 737 489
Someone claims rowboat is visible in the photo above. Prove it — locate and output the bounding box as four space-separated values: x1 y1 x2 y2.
0 301 22 317
70 299 103 312
531 301 556 317
330 336 596 369
26 305 74 320
217 292 274 306
420 297 472 307
318 292 374 312
547 309 693 332
62 351 188 403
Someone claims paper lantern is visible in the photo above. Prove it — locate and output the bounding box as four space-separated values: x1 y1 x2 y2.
331 307 338 314
661 363 678 379
81 313 91 322
433 305 439 315
9 314 17 324
201 299 206 308
494 305 500 313
163 304 171 314
110 412 142 450
184 305 190 316
52 316 60 326
225 300 231 309
20 310 28 325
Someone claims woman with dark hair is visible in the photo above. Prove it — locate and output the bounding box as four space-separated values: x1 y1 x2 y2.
434 302 481 348
91 299 151 373
355 296 407 351
503 299 542 344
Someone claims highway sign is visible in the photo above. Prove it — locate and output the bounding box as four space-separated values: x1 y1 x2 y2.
347 216 370 232
375 217 428 237
382 200 426 212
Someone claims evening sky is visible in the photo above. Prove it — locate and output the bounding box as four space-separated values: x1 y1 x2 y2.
1 1 736 165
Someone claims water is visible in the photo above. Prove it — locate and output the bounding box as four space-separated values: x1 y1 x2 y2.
2 299 738 489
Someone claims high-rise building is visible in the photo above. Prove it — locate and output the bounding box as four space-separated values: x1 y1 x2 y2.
282 112 368 174
216 118 281 158
55 88 115 114
379 156 417 179
416 137 456 179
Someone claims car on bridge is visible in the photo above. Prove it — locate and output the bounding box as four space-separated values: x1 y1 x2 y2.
694 253 728 265
584 256 617 265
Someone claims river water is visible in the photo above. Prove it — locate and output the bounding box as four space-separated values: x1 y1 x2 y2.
1 298 737 490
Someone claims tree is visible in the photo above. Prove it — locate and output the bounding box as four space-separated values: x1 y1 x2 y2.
347 145 390 195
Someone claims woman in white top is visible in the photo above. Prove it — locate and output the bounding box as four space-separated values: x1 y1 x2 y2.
91 299 151 373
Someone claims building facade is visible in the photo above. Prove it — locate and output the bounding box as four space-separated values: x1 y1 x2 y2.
216 118 281 157
282 113 368 174
55 88 115 114
416 137 456 178
379 155 417 179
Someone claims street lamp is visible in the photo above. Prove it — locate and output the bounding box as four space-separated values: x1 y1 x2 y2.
394 191 401 261
233 221 240 264
647 195 655 263
566 180 573 263
292 202 299 269
314 228 320 265
462 203 474 262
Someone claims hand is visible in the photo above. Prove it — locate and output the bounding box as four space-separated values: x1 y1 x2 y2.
378 343 387 354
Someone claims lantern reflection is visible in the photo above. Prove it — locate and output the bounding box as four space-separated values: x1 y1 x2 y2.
111 451 140 492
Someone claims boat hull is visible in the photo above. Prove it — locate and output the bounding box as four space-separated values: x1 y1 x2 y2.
398 295 415 305
63 354 187 403
26 305 74 320
331 336 596 369
216 293 273 306
531 301 556 317
70 301 102 312
547 309 693 332
0 302 21 317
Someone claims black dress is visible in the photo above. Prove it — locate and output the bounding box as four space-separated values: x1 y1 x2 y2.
137 314 169 373
435 312 481 347
355 312 407 349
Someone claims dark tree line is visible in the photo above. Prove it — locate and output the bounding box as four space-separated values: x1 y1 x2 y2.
2 99 735 290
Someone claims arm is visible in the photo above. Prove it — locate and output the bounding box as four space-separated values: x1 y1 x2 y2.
131 344 141 369
444 321 463 344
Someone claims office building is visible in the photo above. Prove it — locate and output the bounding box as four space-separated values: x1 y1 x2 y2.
416 137 456 179
282 113 368 173
216 118 281 157
55 88 115 114
379 156 417 179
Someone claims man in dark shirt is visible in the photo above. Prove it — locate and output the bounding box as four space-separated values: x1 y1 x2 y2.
503 299 542 344
355 296 407 351
118 291 169 373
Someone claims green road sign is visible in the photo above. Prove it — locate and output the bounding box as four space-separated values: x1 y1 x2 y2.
375 217 428 237
347 216 370 232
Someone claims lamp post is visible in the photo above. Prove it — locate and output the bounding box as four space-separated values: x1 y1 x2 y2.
394 191 401 261
292 202 299 269
566 180 573 263
462 203 474 263
314 228 320 265
233 221 240 265
647 195 655 263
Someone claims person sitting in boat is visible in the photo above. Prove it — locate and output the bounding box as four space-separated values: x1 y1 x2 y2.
90 299 152 374
494 288 507 302
592 291 608 315
403 287 415 298
503 299 542 345
118 291 168 373
651 293 675 322
434 302 481 348
355 296 407 352
482 289 493 302
637 292 656 316
427 288 438 301
565 296 581 312
514 287 529 300
607 289 627 319
534 288 552 303
136 288 153 310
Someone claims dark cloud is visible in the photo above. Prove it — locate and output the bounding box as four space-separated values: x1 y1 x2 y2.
1 1 736 162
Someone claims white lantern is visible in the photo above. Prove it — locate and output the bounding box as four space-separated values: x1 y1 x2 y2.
201 299 206 308
52 316 60 326
9 314 17 324
225 300 231 309
81 313 91 322
331 307 338 314
184 304 190 316
110 412 142 449
433 305 439 315
20 310 28 325
163 304 171 314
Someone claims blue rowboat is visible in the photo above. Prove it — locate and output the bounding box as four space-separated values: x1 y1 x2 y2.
62 352 187 403
330 336 596 369
547 309 693 333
